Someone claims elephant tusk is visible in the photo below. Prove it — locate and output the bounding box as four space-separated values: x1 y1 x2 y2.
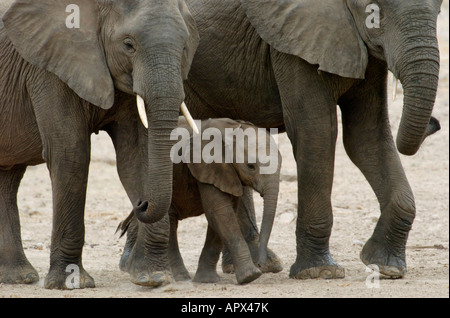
181 102 199 134
136 95 148 129
392 75 399 101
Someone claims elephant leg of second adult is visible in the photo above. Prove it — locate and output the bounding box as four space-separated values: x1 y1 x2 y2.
0 166 39 284
193 225 223 283
222 187 283 274
198 183 261 284
340 63 414 278
271 50 345 279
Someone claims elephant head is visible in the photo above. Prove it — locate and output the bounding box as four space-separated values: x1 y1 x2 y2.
240 0 442 156
185 118 282 267
3 0 199 223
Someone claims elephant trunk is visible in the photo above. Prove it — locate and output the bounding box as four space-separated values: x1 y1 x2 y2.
391 21 440 155
257 178 280 267
133 54 183 224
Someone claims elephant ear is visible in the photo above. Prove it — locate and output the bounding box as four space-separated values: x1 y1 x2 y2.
3 0 114 109
188 161 244 197
179 0 200 80
186 138 244 197
240 0 368 79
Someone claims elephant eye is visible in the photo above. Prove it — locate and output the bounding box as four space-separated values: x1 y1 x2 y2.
247 164 256 170
123 38 136 53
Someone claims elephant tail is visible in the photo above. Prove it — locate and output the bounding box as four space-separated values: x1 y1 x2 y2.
116 210 135 238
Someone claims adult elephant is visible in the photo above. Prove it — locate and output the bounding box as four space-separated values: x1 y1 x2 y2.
0 0 198 289
176 0 442 279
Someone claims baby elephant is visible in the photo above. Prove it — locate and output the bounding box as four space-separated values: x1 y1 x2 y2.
120 117 282 284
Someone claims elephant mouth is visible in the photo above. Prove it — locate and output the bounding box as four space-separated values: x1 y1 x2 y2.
134 94 198 134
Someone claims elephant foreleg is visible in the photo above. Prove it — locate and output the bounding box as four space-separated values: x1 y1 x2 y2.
222 186 282 274
271 49 345 279
340 69 413 278
0 166 39 284
29 77 93 289
198 183 261 284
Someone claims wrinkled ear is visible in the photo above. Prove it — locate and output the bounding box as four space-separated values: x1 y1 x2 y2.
3 0 114 108
240 0 368 79
188 161 244 197
179 0 199 80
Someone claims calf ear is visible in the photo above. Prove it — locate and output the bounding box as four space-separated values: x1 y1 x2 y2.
3 0 114 109
187 162 244 197
240 0 368 79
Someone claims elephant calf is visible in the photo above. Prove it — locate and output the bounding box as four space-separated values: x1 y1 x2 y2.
120 117 282 284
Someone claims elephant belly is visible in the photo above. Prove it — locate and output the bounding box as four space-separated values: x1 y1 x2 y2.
0 31 44 168
171 193 205 221
171 164 205 220
0 97 44 168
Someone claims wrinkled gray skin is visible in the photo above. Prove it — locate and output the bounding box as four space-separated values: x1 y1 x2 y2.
120 117 282 285
177 0 442 279
0 0 198 289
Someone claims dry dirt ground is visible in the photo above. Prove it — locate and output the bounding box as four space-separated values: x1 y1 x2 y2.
1 3 449 299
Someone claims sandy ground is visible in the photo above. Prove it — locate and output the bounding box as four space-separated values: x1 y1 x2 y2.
1 4 449 299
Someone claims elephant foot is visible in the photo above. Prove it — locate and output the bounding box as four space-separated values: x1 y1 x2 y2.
222 262 234 274
130 271 172 287
222 246 283 274
257 250 283 274
193 269 220 284
44 266 95 289
126 250 172 287
289 254 345 279
120 242 173 287
125 252 173 287
290 264 345 279
360 237 406 278
235 265 262 285
124 255 173 288
119 245 132 272
172 266 192 282
0 261 39 285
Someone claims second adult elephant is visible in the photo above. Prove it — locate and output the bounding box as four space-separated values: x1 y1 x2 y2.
176 0 442 279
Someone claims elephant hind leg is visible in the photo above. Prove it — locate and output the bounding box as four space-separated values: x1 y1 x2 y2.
193 225 222 283
0 165 39 284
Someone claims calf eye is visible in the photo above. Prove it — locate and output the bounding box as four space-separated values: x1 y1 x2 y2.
247 164 256 170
